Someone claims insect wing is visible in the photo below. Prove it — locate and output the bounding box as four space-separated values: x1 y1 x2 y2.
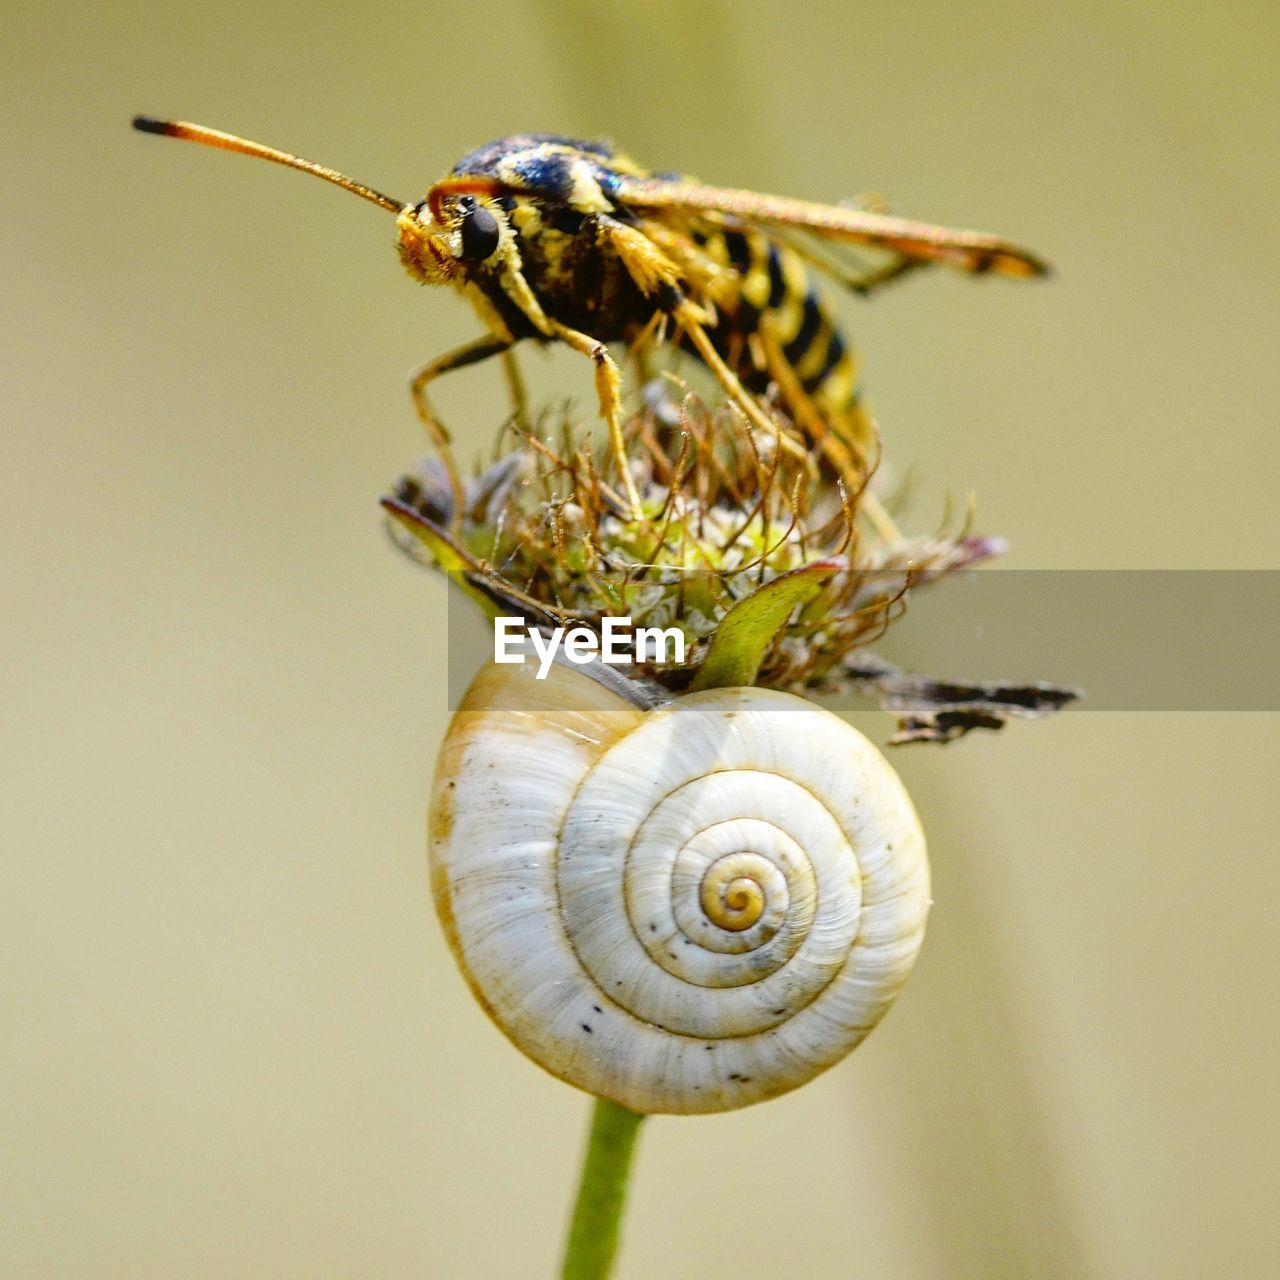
613 176 1049 278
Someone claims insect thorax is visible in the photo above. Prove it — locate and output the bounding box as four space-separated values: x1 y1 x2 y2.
452 136 858 416
452 136 657 342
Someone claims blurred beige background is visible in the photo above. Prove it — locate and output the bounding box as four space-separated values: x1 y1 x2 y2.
3 1 1277 1276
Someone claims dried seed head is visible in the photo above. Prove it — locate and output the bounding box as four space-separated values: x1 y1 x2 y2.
386 392 999 693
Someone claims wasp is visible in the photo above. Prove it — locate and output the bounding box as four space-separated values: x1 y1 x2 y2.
133 117 1047 519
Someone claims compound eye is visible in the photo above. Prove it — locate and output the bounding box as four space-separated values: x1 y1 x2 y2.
458 203 500 262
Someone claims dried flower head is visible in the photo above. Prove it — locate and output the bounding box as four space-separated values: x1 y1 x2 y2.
384 386 1008 702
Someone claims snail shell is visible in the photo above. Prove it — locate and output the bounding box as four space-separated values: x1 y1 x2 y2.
429 657 930 1115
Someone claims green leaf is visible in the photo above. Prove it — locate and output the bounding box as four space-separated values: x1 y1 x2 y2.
381 497 505 622
691 558 847 691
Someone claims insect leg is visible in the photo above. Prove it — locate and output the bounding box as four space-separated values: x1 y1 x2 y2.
409 334 513 531
674 303 807 462
543 321 644 518
755 326 901 542
628 308 666 386
756 327 865 476
587 214 806 462
500 347 530 433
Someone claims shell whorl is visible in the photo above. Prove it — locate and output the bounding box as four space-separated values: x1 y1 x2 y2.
430 659 930 1115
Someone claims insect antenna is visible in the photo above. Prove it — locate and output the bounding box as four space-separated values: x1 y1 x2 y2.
131 116 408 215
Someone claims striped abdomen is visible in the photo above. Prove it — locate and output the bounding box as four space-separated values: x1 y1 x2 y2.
706 226 869 447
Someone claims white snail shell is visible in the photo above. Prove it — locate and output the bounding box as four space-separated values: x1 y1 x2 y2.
429 657 930 1115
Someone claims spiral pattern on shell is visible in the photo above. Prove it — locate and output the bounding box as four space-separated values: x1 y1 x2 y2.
430 659 930 1115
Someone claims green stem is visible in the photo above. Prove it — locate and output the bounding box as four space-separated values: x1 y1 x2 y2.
560 1098 646 1280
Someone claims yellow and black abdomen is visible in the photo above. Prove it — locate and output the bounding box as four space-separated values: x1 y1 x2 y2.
710 227 862 423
